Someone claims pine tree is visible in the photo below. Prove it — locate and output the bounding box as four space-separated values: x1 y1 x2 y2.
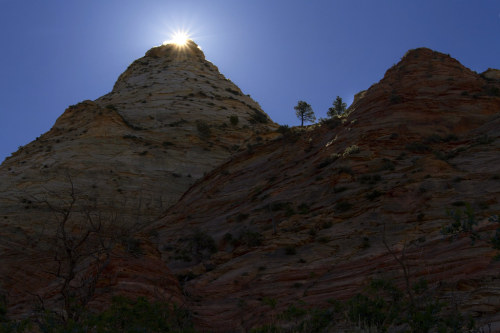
294 101 315 127
327 96 347 117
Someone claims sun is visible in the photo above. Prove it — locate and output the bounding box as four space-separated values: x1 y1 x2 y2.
164 31 190 47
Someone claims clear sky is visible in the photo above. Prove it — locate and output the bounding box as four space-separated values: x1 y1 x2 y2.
0 0 499 162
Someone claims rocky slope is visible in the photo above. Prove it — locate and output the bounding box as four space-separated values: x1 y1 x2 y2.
0 41 276 318
145 48 500 331
1 47 499 331
0 41 275 225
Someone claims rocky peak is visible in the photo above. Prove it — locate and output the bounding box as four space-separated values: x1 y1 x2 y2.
0 40 277 237
145 40 205 60
347 47 499 142
381 47 478 88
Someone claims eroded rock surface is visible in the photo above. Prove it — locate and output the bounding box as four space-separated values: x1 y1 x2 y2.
148 48 500 331
0 40 276 317
1 47 499 332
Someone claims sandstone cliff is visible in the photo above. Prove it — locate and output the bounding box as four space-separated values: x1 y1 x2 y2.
1 47 499 332
0 40 276 319
145 48 500 331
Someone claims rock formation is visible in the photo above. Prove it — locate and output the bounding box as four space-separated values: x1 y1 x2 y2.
0 40 276 320
1 46 499 332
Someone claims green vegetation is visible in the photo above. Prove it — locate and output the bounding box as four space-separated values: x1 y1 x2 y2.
294 101 315 127
196 120 211 137
442 204 500 259
342 145 360 157
191 230 217 255
1 297 196 333
250 278 476 333
276 125 293 137
229 115 239 126
441 203 479 244
250 110 269 124
319 116 341 129
327 96 347 117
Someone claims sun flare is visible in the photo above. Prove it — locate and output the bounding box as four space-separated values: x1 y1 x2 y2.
164 31 190 46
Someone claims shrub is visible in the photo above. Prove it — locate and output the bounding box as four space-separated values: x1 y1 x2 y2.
441 204 479 244
277 124 291 134
196 120 211 137
320 116 341 129
390 93 402 104
229 115 239 126
191 230 217 254
343 145 360 157
89 296 196 332
250 110 269 124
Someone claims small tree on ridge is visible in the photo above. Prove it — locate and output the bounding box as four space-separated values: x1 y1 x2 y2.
327 96 347 117
294 101 315 127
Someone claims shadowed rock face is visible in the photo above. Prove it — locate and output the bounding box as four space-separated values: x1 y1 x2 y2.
0 40 276 316
146 48 500 331
1 47 499 331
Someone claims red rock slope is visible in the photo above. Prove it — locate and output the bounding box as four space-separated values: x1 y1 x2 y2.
1 47 499 332
147 48 500 331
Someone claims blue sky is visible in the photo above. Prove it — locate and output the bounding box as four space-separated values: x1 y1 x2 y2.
0 0 499 162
